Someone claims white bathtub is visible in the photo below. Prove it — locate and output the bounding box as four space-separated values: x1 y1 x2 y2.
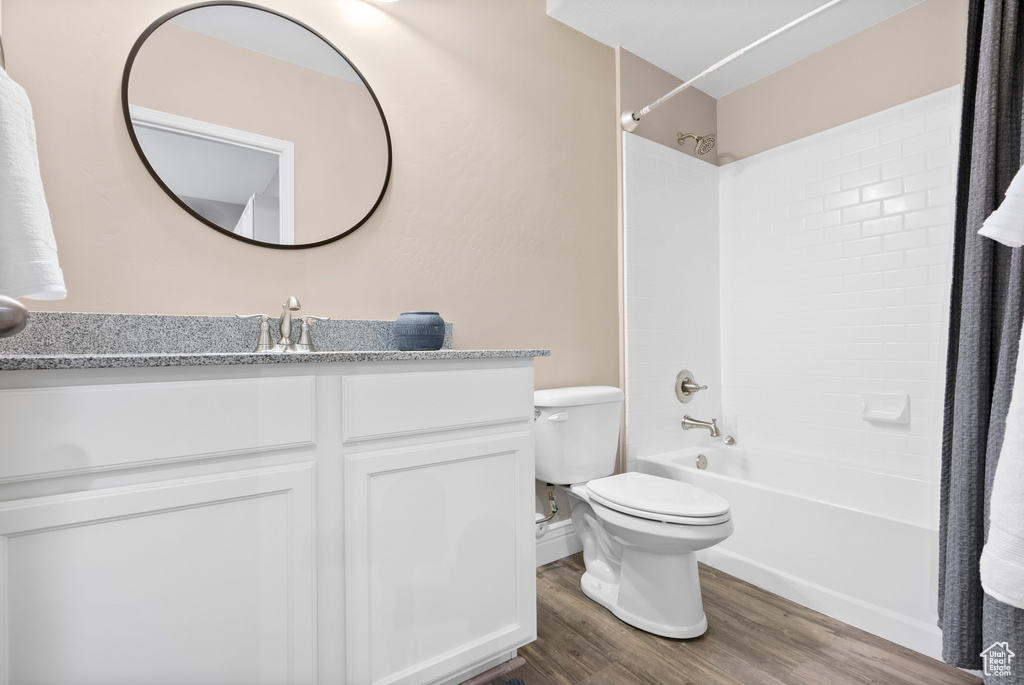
637 446 942 659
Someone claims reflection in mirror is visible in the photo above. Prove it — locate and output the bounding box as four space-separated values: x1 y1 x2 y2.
122 2 391 248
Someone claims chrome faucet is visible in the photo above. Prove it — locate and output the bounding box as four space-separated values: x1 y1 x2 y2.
681 415 720 437
275 296 302 352
236 296 329 353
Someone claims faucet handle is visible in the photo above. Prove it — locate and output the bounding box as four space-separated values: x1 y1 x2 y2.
675 369 707 403
235 313 275 353
293 315 331 352
681 378 708 394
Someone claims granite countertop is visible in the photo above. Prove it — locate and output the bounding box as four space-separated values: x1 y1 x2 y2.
0 313 549 371
0 349 550 371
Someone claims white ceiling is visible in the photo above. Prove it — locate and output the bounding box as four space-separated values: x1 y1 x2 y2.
170 6 363 85
546 0 922 98
134 126 279 205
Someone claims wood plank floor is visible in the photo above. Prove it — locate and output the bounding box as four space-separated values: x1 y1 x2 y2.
484 554 980 685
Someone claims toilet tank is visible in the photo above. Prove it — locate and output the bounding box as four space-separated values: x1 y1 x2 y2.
534 386 623 484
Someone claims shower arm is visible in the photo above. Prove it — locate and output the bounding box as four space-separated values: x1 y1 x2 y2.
620 0 847 131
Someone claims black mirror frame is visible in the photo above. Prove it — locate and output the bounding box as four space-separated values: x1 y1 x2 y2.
121 0 393 249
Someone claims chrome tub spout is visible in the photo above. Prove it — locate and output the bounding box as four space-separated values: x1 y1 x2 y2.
681 415 720 437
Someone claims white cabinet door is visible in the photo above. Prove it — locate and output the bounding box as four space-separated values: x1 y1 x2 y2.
345 432 536 685
0 463 317 685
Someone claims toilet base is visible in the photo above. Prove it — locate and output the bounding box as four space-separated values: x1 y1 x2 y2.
579 569 709 639
569 487 729 640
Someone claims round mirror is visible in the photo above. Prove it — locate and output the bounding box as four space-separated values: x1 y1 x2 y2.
121 2 391 248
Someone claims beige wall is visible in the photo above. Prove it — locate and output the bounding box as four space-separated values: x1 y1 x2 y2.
129 23 388 245
618 48 718 164
3 0 619 391
717 0 968 163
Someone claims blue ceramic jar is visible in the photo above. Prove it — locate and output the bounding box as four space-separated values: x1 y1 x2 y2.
394 312 445 351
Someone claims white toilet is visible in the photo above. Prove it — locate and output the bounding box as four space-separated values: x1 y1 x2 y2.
534 385 733 639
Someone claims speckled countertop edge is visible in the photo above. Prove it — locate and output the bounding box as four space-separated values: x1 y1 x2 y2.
0 349 551 371
0 312 455 356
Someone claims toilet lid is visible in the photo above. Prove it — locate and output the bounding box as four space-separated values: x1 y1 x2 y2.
586 472 730 519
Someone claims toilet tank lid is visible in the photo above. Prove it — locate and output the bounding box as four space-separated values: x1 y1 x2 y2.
534 386 623 408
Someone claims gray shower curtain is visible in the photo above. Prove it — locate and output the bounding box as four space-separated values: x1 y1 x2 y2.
940 0 1024 678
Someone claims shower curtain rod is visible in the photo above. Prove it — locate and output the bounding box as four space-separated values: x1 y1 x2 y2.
620 0 847 132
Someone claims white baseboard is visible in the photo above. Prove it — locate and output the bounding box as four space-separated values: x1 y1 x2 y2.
536 519 582 567
698 547 943 660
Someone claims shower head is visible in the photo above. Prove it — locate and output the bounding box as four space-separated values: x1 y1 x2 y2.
677 132 717 156
695 133 716 156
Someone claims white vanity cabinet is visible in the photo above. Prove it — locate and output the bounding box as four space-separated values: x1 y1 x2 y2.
341 366 537 685
0 356 538 685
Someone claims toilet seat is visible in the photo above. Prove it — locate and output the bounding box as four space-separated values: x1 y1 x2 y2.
585 472 731 526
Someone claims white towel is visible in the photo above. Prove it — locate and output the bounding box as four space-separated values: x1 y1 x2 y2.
979 165 1024 247
980 326 1024 609
0 67 65 300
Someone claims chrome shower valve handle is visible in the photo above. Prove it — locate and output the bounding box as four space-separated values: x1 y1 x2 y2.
675 369 707 403
680 377 707 395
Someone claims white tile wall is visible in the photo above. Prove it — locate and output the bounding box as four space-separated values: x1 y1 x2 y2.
719 86 960 481
623 133 721 471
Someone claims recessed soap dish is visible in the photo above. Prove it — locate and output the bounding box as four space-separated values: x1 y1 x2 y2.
861 393 910 424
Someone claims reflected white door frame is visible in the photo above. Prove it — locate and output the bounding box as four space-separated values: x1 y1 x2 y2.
129 104 295 244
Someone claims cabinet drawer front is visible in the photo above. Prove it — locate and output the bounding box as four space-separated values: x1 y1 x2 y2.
0 377 316 480
342 368 533 442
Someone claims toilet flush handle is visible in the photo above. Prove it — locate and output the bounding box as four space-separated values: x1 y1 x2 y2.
547 412 569 422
